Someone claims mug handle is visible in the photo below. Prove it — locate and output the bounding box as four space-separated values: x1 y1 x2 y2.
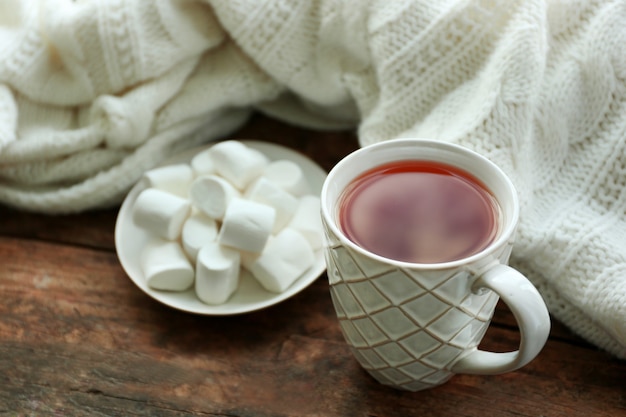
451 264 551 375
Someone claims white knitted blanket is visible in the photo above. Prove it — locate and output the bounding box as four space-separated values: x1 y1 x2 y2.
1 0 625 359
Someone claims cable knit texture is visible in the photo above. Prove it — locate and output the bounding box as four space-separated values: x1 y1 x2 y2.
0 0 625 359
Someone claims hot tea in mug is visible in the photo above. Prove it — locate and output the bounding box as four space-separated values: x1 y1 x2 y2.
337 160 500 264
320 138 550 391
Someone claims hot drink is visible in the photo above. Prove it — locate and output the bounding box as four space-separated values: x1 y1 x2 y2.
338 160 500 264
322 139 550 391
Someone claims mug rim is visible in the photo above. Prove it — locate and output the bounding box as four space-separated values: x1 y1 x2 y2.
321 138 520 270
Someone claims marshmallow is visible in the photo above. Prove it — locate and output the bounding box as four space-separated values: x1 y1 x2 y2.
133 188 191 240
248 147 270 166
190 149 216 177
245 177 298 233
209 140 268 190
195 242 241 305
189 174 241 220
141 239 195 291
218 198 275 253
263 159 310 197
288 195 324 250
243 228 315 293
181 211 218 262
141 164 194 198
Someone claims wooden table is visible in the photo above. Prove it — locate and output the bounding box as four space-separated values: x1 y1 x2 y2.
1 114 624 416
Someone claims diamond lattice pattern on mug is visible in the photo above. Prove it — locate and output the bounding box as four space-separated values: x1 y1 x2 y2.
327 240 500 390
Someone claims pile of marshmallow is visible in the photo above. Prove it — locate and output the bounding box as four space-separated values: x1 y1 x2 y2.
131 140 323 305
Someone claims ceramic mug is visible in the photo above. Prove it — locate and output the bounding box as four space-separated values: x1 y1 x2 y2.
320 138 550 391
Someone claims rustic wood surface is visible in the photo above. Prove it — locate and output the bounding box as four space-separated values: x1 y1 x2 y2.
0 114 624 417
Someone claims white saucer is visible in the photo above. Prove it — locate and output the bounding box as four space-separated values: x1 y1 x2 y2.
115 140 328 315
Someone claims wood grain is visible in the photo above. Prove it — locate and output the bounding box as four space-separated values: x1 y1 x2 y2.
0 114 624 417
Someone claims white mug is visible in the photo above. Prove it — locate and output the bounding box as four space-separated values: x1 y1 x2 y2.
320 138 550 391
